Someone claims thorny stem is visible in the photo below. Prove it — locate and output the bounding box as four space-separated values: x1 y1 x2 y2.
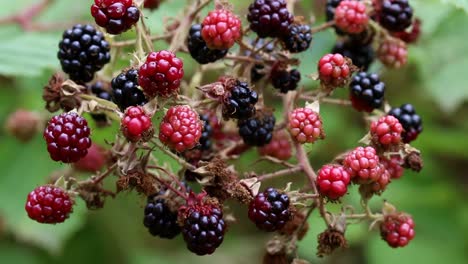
92 163 118 184
111 33 173 47
151 139 197 171
147 165 188 194
311 20 335 34
257 165 303 181
148 172 189 200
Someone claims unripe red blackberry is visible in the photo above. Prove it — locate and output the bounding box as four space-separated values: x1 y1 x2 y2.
377 37 408 68
159 105 203 152
138 50 184 98
334 0 369 34
223 80 258 120
73 143 107 172
367 164 391 193
179 193 226 255
5 109 41 143
318 53 352 87
247 0 293 38
332 40 375 71
379 0 413 32
187 24 228 64
380 212 415 248
317 165 351 200
238 112 275 147
370 115 403 147
91 0 140 35
381 156 404 179
271 69 301 93
201 9 242 50
121 106 153 142
25 185 74 224
281 23 312 53
288 107 325 144
248 188 291 231
258 131 292 161
111 69 147 111
58 24 111 83
388 103 423 143
44 112 92 163
392 18 421 44
349 72 385 112
343 146 382 183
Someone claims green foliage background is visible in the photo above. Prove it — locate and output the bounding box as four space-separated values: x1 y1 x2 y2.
0 0 467 263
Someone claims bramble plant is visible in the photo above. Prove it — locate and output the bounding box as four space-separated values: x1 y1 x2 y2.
11 0 427 262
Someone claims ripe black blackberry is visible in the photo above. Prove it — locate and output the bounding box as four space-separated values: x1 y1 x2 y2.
111 69 147 111
388 104 423 143
223 80 258 120
349 72 385 112
180 196 226 255
144 195 181 239
187 24 228 64
238 112 275 147
271 69 301 93
247 0 293 38
197 114 213 151
281 23 312 53
379 0 413 32
58 24 111 83
332 41 374 71
248 188 291 231
89 81 112 123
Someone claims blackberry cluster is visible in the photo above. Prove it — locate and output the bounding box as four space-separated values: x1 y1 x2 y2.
281 23 312 53
187 24 228 64
247 0 293 38
349 72 385 112
238 112 275 147
58 24 111 83
248 188 291 231
144 194 181 239
111 69 147 111
223 81 258 120
379 0 413 32
271 69 301 93
181 204 226 255
332 41 374 70
89 81 112 123
388 104 422 143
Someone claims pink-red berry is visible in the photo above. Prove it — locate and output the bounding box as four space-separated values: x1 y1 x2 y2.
25 185 74 224
366 164 391 193
318 53 352 87
44 112 92 163
317 165 351 200
121 106 153 142
73 143 107 172
334 0 369 34
159 105 203 152
377 37 408 68
381 156 404 179
343 146 382 183
138 50 184 98
380 212 415 248
91 0 140 35
5 109 41 143
258 131 292 161
370 115 403 146
201 9 242 50
288 107 325 144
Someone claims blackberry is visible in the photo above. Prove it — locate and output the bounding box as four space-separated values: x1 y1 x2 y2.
238 112 275 147
247 0 294 38
349 72 385 112
187 24 228 64
223 81 258 120
281 23 312 53
58 24 111 83
111 69 147 111
180 197 226 255
248 188 291 231
89 81 112 123
325 0 346 35
332 40 374 70
144 195 181 239
380 0 413 32
197 114 213 151
271 69 301 93
388 104 422 143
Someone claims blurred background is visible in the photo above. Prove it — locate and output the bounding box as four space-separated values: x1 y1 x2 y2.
0 0 467 263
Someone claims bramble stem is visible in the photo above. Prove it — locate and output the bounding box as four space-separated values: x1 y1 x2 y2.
148 172 189 200
257 165 303 181
151 139 196 171
92 163 118 184
311 20 335 34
